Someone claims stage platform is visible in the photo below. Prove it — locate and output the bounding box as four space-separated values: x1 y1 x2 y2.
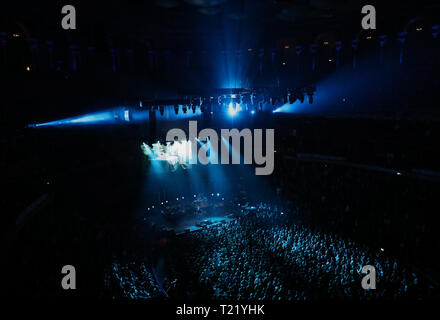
175 216 234 235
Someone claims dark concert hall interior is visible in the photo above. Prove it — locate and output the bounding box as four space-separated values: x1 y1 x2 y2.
1 0 440 305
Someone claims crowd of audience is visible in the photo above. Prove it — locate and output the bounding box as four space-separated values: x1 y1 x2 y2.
272 160 440 270
104 261 161 299
104 201 434 300
153 206 432 300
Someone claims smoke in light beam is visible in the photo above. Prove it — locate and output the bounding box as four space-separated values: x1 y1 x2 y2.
27 107 138 128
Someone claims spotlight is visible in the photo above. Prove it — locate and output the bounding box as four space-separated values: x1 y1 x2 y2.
124 109 131 122
174 104 179 115
228 102 238 117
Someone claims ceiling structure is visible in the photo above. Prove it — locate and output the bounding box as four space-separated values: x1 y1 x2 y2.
3 0 440 49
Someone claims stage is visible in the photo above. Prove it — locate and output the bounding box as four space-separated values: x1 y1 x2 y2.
142 194 237 235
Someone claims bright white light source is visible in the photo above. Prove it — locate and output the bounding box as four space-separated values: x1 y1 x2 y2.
228 102 239 117
124 110 130 122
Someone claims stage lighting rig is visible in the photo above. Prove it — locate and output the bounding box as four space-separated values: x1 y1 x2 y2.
305 86 316 104
307 92 314 104
209 99 214 114
288 93 297 104
134 86 315 116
